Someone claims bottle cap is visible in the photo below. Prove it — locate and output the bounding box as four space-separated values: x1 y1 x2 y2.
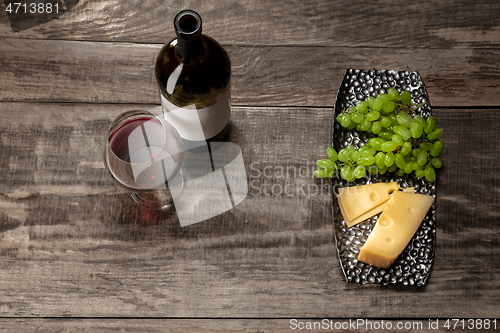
174 10 202 41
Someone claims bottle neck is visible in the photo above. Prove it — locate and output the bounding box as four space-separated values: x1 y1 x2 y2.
174 10 204 60
176 35 204 60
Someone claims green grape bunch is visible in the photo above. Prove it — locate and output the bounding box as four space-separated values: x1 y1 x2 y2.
315 88 443 182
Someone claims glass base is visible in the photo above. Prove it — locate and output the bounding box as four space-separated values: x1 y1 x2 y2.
130 169 184 210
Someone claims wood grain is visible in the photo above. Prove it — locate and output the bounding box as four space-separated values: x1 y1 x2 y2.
0 0 499 49
0 318 478 332
0 38 499 107
0 102 498 318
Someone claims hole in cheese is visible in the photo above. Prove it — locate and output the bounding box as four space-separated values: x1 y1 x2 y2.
386 238 393 243
378 216 393 227
369 192 379 202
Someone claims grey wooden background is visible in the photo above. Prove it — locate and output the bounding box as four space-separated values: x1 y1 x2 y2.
0 0 499 331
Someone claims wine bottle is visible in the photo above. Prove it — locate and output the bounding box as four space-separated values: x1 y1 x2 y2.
155 10 231 142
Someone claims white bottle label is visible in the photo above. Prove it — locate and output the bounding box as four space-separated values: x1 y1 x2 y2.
160 89 231 141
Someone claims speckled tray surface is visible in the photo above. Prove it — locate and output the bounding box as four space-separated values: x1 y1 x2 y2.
332 69 436 286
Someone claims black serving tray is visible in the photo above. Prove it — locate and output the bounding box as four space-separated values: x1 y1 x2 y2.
332 69 436 286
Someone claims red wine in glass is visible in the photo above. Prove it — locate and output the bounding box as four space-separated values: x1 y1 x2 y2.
105 110 183 209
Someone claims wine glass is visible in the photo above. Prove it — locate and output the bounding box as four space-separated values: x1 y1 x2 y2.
104 110 184 210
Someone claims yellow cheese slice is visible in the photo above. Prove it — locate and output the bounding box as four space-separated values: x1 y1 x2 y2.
348 203 387 227
357 191 435 269
337 182 400 228
346 187 416 227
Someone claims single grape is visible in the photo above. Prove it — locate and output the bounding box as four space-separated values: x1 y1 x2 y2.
424 116 436 134
327 147 338 162
367 111 381 121
345 145 357 153
358 145 371 154
371 99 384 112
385 151 395 167
347 121 357 130
359 118 372 131
366 96 376 109
387 87 400 101
415 168 426 179
427 128 443 141
351 112 364 124
411 161 419 171
430 140 443 157
316 159 335 168
404 164 413 174
355 101 369 113
374 152 385 168
414 115 426 127
424 165 436 182
378 131 394 141
338 148 351 162
417 151 428 166
314 169 327 178
382 101 396 114
410 121 424 138
351 150 361 162
400 141 412 156
361 147 376 157
397 169 405 177
326 167 336 178
336 113 343 122
396 112 413 128
391 134 403 147
371 121 382 134
430 157 442 168
395 153 406 169
354 165 366 179
393 126 412 140
418 142 433 151
376 93 389 103
412 148 423 158
358 155 376 166
380 116 392 128
381 141 398 152
401 90 412 105
339 113 351 127
341 165 354 181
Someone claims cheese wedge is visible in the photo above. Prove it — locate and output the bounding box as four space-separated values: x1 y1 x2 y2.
357 191 435 269
337 182 400 228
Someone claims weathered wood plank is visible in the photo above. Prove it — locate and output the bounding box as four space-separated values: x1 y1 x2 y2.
0 0 499 49
0 102 498 318
0 38 499 107
0 318 482 332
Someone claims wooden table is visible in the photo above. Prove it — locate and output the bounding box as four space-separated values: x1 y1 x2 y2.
0 1 499 331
